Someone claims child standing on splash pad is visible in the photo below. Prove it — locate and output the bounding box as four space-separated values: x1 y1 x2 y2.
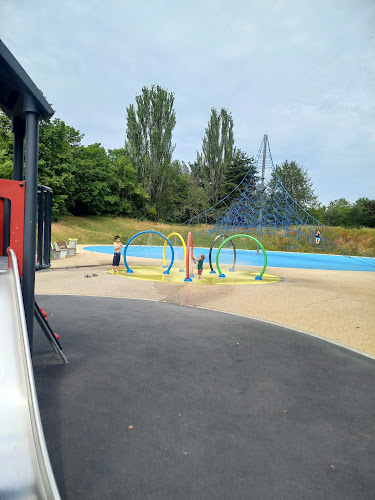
192 254 205 280
112 235 126 273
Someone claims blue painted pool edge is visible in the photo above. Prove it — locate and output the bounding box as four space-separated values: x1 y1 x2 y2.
83 245 375 272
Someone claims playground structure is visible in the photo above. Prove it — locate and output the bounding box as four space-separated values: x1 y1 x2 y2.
0 43 64 359
0 249 61 499
0 40 63 498
36 185 53 270
209 233 236 273
215 234 267 280
115 228 274 284
1 39 374 500
184 231 194 282
117 134 375 279
163 231 186 271
180 135 375 270
114 133 375 277
123 230 175 274
113 264 281 285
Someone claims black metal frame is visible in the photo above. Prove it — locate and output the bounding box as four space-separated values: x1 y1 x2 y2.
34 301 68 363
1 40 54 352
36 184 53 271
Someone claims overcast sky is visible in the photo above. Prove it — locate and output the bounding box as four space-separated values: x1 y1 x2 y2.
1 0 374 205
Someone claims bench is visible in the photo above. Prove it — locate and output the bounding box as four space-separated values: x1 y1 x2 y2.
54 241 69 258
51 243 64 259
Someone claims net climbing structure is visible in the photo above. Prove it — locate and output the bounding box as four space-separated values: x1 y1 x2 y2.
181 135 375 269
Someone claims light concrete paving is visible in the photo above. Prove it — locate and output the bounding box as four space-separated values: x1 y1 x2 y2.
35 245 375 355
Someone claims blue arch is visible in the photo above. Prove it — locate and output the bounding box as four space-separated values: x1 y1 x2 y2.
123 231 175 274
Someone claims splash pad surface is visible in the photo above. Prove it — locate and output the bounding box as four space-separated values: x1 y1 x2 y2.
109 265 282 285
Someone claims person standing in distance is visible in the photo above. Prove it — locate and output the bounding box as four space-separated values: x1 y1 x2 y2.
112 235 126 272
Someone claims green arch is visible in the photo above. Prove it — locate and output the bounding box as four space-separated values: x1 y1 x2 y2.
216 234 267 280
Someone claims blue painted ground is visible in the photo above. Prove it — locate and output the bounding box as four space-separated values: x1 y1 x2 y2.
83 245 375 272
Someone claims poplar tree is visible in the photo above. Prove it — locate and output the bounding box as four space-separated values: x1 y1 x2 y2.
125 85 176 212
196 108 234 205
219 148 257 200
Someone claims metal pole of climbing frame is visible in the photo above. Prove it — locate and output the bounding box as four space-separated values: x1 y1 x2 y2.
257 135 267 254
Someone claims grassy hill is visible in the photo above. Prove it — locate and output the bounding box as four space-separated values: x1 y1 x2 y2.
52 216 375 257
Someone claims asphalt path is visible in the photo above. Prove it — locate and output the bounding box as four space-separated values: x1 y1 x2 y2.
33 295 375 499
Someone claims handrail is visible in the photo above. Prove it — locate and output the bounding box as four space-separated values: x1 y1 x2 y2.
37 184 53 193
0 248 61 499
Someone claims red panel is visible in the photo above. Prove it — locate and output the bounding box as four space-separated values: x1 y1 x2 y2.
0 198 4 253
0 179 25 276
185 231 194 280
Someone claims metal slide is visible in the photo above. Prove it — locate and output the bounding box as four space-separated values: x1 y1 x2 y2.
0 249 60 499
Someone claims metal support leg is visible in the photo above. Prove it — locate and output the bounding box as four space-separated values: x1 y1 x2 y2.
22 102 40 353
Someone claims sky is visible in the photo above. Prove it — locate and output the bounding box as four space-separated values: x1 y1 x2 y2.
1 0 374 206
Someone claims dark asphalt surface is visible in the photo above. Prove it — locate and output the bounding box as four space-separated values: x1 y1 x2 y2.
33 295 375 500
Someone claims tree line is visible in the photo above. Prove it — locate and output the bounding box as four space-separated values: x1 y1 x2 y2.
0 85 374 228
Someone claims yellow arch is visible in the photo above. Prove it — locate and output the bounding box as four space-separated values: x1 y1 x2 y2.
162 232 186 268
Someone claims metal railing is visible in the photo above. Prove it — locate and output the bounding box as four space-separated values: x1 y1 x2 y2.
36 184 53 270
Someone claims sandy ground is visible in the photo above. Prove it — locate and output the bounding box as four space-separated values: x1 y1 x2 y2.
36 245 375 356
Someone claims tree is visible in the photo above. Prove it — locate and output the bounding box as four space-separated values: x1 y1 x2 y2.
0 112 85 219
180 177 210 221
0 111 13 179
189 159 205 189
351 198 375 228
157 160 210 222
71 143 118 216
0 147 13 179
125 85 176 214
38 118 84 218
270 160 318 209
196 108 234 205
325 198 351 226
107 148 149 217
219 148 257 200
307 205 327 225
325 198 375 228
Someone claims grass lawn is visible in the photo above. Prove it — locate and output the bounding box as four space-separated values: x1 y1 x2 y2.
52 217 186 246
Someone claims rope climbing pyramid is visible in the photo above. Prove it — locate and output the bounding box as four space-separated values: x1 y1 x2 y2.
182 135 375 269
